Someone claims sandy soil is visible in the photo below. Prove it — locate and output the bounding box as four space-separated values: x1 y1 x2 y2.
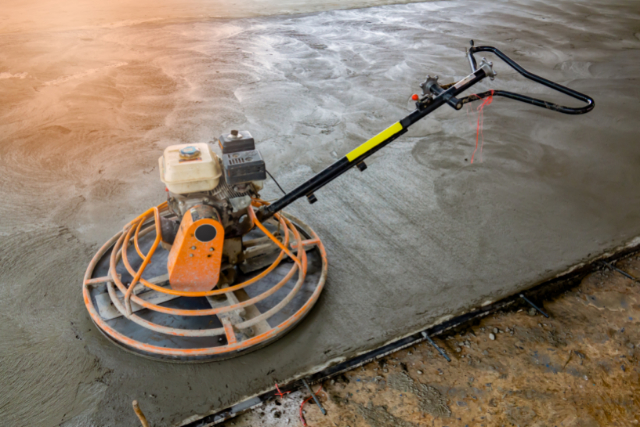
229 255 640 427
1 0 640 426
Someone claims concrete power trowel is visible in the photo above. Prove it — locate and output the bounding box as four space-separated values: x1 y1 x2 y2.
83 42 594 362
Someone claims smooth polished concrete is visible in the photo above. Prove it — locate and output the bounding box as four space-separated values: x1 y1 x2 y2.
1 1 639 426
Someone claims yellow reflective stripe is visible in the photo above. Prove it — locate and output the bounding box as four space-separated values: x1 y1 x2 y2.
345 122 404 162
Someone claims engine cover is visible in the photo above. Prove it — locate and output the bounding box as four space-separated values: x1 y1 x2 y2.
167 205 225 292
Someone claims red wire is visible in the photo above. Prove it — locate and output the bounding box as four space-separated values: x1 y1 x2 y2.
470 89 494 164
299 385 323 427
299 396 313 426
274 382 290 398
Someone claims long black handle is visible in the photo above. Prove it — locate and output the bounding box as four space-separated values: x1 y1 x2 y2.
461 45 595 114
256 65 493 221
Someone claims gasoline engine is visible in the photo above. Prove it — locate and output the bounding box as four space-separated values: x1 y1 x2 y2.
158 131 268 293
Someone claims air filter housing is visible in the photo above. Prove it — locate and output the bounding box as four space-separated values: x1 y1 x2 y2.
219 130 256 154
222 149 266 185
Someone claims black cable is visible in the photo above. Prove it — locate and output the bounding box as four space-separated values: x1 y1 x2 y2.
266 170 287 195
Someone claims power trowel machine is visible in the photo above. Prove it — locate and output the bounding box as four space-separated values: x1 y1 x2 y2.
83 42 594 362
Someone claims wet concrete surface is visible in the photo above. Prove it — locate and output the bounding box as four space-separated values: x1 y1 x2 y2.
1 0 639 426
0 0 429 34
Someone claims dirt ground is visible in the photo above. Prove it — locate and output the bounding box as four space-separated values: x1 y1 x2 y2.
223 255 640 427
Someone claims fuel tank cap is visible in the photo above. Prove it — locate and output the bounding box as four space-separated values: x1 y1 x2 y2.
179 146 200 159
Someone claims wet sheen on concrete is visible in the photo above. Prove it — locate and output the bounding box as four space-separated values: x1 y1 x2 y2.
1 1 639 426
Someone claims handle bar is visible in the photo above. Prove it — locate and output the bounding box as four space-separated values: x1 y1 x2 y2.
463 43 594 114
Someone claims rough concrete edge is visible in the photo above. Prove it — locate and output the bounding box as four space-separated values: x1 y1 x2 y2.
178 234 640 426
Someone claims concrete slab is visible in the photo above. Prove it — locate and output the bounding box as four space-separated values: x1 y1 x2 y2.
1 1 639 426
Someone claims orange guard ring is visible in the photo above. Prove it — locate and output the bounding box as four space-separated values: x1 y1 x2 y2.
83 199 327 362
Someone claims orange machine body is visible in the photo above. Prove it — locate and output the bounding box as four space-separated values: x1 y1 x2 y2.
167 206 225 292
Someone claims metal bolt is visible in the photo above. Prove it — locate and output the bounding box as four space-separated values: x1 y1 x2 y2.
301 379 326 416
209 247 214 252
191 246 196 250
520 294 549 318
422 332 451 362
189 254 194 257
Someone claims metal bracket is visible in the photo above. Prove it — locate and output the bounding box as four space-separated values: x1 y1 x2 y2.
420 75 439 96
478 57 497 80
